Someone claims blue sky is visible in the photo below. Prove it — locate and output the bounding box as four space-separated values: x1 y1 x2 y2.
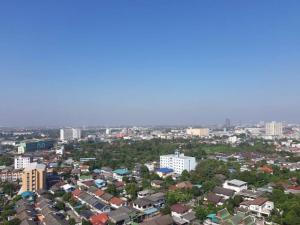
0 1 300 127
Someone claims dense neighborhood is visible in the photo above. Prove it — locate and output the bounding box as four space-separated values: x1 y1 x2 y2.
0 125 300 225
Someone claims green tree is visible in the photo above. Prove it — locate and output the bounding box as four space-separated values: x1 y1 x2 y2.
68 218 76 225
125 183 138 200
180 170 190 181
106 184 118 196
62 192 72 202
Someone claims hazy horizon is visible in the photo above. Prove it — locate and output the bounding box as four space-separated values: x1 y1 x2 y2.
1 1 300 127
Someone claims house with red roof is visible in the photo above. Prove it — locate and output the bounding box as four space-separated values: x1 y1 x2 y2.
285 185 300 194
170 203 190 218
109 197 126 209
90 213 109 225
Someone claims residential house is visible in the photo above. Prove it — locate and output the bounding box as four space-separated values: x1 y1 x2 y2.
132 198 153 211
110 197 127 209
239 198 274 218
223 179 248 193
236 190 263 201
139 214 174 225
113 169 130 182
90 213 109 225
108 206 144 225
151 180 163 188
213 187 235 200
204 193 224 206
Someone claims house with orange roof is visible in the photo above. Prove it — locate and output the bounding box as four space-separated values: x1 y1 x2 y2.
109 197 126 209
258 165 273 174
95 189 105 197
72 189 81 198
90 213 109 225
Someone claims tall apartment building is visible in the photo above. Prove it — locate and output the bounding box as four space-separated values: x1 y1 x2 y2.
265 121 283 136
60 128 81 141
160 150 196 174
186 128 209 137
20 163 46 193
14 155 31 169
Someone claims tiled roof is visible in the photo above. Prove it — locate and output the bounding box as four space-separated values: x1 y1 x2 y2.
170 203 189 214
206 193 222 204
241 197 268 206
110 197 124 206
90 213 109 225
72 189 81 197
139 214 173 225
95 189 105 197
213 186 235 197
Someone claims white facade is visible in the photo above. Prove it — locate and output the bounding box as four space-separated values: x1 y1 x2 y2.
265 122 283 136
223 179 248 193
60 128 81 141
160 150 196 174
56 146 64 155
240 199 274 217
14 156 31 169
228 136 238 144
186 128 209 137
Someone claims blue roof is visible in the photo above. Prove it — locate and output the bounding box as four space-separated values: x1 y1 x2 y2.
157 167 174 173
94 179 106 187
93 202 107 210
95 179 105 184
21 191 34 199
207 214 219 223
113 168 129 175
144 207 158 215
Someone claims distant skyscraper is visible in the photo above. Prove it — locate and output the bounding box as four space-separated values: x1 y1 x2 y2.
20 163 46 193
265 121 283 136
60 128 81 141
225 118 231 128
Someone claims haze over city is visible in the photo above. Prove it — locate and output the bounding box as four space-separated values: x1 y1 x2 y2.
1 1 300 127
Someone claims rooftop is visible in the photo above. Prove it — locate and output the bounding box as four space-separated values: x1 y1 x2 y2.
227 179 247 187
24 162 46 171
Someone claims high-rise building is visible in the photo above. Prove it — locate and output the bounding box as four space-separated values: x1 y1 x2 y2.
186 128 209 137
60 128 81 141
14 155 31 169
160 150 196 174
265 121 283 136
20 163 46 193
225 118 231 128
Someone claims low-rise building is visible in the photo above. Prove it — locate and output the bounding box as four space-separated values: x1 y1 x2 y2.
239 198 274 218
223 179 248 193
113 168 130 181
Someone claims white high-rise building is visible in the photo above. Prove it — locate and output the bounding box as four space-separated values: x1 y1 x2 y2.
106 128 111 135
265 122 283 136
14 156 31 170
160 150 197 174
60 128 81 141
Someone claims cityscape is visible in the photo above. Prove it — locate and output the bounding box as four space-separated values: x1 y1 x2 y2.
1 1 300 225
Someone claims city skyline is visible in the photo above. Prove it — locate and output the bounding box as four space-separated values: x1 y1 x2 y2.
1 1 300 126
